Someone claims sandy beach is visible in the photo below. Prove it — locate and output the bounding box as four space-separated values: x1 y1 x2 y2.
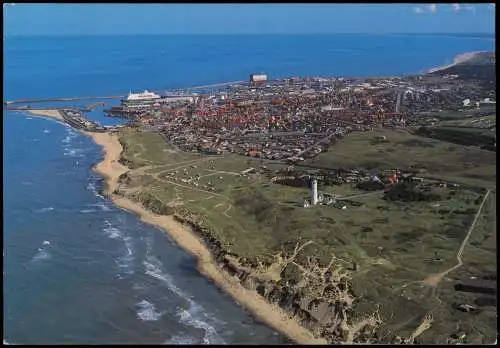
27 109 65 122
427 51 487 74
85 130 327 345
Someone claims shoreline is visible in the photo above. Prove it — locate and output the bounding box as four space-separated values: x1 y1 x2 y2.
84 130 327 345
27 109 65 122
427 51 488 74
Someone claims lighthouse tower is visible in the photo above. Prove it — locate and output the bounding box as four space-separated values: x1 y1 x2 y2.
311 178 319 205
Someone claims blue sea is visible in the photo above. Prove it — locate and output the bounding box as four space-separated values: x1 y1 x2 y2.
3 34 495 344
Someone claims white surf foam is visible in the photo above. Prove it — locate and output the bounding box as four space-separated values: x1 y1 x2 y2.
136 300 164 321
32 248 51 263
62 127 78 144
132 282 146 292
116 236 135 275
34 207 54 213
176 306 224 344
43 129 50 134
65 148 77 157
103 221 123 239
103 221 135 275
79 209 97 213
86 182 104 199
164 335 199 345
43 241 50 246
92 202 111 211
64 146 84 158
143 255 225 344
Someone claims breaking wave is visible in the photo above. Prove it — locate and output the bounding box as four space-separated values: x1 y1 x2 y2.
86 182 104 199
34 207 54 213
81 202 112 213
136 300 164 322
144 254 225 344
116 236 135 276
90 202 111 211
164 335 199 345
62 127 78 144
31 241 52 263
103 220 135 276
103 220 123 239
63 146 85 158
43 129 50 134
61 128 85 157
32 249 51 262
79 209 97 213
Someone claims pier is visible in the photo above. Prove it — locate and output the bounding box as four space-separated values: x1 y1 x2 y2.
3 80 247 107
79 102 106 112
59 109 107 132
4 95 122 106
161 80 246 94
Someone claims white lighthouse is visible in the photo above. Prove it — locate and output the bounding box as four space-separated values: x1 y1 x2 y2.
311 178 319 205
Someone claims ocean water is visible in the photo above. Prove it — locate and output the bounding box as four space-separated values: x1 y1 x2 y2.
3 34 495 344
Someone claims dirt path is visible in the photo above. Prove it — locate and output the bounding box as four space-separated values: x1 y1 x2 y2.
199 170 241 179
339 190 385 200
423 190 491 286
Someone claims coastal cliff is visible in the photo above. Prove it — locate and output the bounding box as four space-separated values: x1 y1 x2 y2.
88 131 332 345
110 146 383 344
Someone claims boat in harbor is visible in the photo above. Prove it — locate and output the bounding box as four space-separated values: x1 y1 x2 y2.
121 90 161 108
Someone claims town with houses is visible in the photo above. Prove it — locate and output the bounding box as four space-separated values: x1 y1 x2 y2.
106 66 495 196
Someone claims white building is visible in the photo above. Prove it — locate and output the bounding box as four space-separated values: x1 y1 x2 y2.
250 74 268 83
311 179 319 205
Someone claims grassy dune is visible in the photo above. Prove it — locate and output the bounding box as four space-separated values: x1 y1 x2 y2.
308 128 496 189
116 129 496 344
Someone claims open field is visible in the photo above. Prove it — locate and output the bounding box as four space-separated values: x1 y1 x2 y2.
415 126 496 152
417 106 495 121
440 114 496 128
307 128 496 189
115 129 496 344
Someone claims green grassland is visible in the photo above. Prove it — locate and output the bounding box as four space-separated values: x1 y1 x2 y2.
440 114 496 128
307 128 496 189
419 110 470 121
417 105 496 122
116 129 496 344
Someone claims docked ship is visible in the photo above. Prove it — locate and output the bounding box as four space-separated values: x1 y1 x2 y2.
105 89 198 117
121 90 161 108
105 90 162 117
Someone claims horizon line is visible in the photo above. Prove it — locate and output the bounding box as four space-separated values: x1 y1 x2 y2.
6 32 496 37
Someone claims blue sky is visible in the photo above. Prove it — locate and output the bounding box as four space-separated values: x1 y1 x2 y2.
3 3 496 35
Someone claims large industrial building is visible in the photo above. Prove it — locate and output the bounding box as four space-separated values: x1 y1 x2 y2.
250 73 268 84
